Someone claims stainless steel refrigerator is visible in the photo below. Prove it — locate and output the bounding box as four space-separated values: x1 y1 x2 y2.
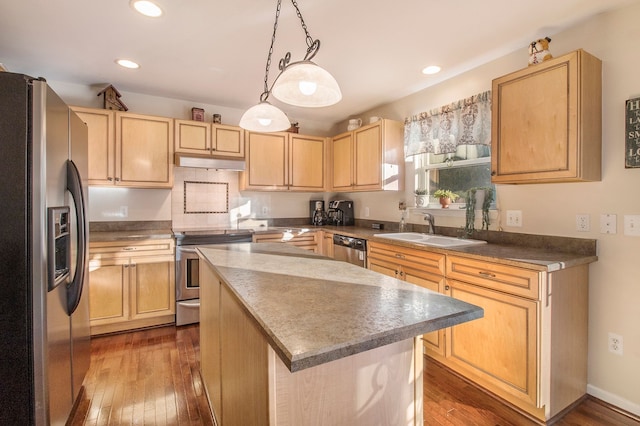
0 72 91 425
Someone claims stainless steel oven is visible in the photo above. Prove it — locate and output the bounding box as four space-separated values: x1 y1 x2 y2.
174 229 254 326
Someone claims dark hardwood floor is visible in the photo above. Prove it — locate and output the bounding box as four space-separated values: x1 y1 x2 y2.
70 325 639 426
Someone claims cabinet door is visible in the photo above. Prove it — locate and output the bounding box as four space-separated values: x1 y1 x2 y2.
175 119 211 154
72 107 115 185
88 258 129 324
445 278 539 407
321 232 334 258
368 257 400 279
403 266 446 357
115 112 174 188
331 132 353 190
491 49 601 183
129 256 175 320
289 134 325 191
353 123 382 189
243 131 288 189
212 124 244 158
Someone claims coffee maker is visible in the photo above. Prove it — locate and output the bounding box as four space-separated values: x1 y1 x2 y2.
326 200 354 226
309 200 326 226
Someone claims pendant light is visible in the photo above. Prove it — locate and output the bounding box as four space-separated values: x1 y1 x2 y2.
239 0 341 132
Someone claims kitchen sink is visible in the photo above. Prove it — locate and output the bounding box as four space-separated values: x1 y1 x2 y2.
373 232 487 248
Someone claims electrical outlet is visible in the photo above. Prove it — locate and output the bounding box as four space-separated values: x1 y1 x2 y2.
608 332 623 356
576 214 590 232
120 206 128 218
506 210 522 227
262 206 268 215
623 215 640 236
364 207 370 217
600 214 617 234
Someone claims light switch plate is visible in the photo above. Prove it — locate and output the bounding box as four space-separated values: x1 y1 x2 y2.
600 214 617 234
623 215 640 236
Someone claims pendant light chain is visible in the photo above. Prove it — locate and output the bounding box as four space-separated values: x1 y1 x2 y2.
260 0 282 102
290 0 320 61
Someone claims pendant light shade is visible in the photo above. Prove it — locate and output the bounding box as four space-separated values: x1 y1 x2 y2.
272 61 341 107
238 101 291 132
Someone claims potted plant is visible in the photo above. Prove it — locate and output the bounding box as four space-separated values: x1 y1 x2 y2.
433 189 459 208
414 188 429 207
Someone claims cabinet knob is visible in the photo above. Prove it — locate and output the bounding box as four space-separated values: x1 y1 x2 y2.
491 171 496 176
115 177 121 182
399 271 404 277
445 285 450 290
107 177 113 181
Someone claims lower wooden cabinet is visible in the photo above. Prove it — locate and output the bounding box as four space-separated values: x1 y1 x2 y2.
88 239 175 335
367 242 589 424
320 231 334 258
253 230 319 252
367 241 446 355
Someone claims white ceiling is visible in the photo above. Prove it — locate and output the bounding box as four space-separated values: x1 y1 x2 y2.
0 0 633 126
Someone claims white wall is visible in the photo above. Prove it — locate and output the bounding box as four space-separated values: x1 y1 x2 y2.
54 2 640 414
343 3 640 415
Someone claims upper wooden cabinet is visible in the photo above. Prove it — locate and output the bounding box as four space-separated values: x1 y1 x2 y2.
240 131 326 191
491 49 602 183
174 119 244 158
330 119 404 191
72 107 174 188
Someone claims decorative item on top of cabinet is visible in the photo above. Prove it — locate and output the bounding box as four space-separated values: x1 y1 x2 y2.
174 119 244 158
72 107 174 188
331 118 404 192
240 131 326 191
491 49 602 183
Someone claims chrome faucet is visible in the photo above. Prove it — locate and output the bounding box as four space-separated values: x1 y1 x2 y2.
423 213 435 234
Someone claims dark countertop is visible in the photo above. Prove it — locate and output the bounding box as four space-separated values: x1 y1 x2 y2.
197 243 483 373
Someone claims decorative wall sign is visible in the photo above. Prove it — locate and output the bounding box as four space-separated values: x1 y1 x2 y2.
184 181 228 214
625 96 640 168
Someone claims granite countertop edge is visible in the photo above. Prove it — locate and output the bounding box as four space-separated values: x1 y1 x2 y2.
197 244 483 373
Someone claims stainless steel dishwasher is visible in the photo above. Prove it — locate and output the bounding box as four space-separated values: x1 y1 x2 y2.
333 234 367 267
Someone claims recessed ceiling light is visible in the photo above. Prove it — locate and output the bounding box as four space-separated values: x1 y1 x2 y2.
130 0 163 17
116 59 140 69
422 65 441 75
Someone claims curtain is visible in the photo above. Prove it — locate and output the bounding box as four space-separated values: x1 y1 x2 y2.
404 90 491 157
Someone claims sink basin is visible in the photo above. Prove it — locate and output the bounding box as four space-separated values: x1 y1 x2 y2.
373 232 487 248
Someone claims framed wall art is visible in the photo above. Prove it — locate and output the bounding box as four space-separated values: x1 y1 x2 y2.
625 96 640 168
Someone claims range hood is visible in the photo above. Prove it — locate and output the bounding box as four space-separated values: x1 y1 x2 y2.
174 153 246 170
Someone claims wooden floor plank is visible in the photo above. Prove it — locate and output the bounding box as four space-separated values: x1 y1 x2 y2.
70 325 638 426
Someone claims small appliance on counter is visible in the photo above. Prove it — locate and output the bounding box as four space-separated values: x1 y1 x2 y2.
310 200 327 226
327 200 354 226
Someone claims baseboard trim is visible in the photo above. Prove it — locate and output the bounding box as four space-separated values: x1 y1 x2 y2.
587 384 640 420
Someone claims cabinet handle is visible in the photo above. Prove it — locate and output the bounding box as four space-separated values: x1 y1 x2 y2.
115 177 121 182
395 253 405 259
398 271 404 277
107 177 113 181
394 270 398 276
478 271 496 278
122 247 136 251
445 285 450 291
124 264 129 268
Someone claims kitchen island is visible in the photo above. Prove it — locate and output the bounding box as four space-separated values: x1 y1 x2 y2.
197 243 483 426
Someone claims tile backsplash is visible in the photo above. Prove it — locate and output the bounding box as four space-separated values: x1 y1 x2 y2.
172 167 248 229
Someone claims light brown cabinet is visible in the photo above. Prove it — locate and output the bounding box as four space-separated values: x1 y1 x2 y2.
88 239 175 335
491 49 602 183
240 131 326 191
441 255 588 422
331 119 404 191
253 230 320 252
367 241 446 356
320 231 334 258
72 107 174 188
174 119 244 158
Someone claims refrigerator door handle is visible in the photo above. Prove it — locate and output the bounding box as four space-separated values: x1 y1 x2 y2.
66 160 87 315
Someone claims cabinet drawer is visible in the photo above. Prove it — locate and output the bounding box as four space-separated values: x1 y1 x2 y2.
89 239 174 259
446 255 541 299
368 241 445 275
253 231 317 244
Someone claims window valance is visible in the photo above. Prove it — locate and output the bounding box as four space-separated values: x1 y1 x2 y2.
404 90 492 157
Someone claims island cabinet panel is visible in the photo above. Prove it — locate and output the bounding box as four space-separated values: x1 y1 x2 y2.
491 49 602 183
367 241 446 356
88 239 175 335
